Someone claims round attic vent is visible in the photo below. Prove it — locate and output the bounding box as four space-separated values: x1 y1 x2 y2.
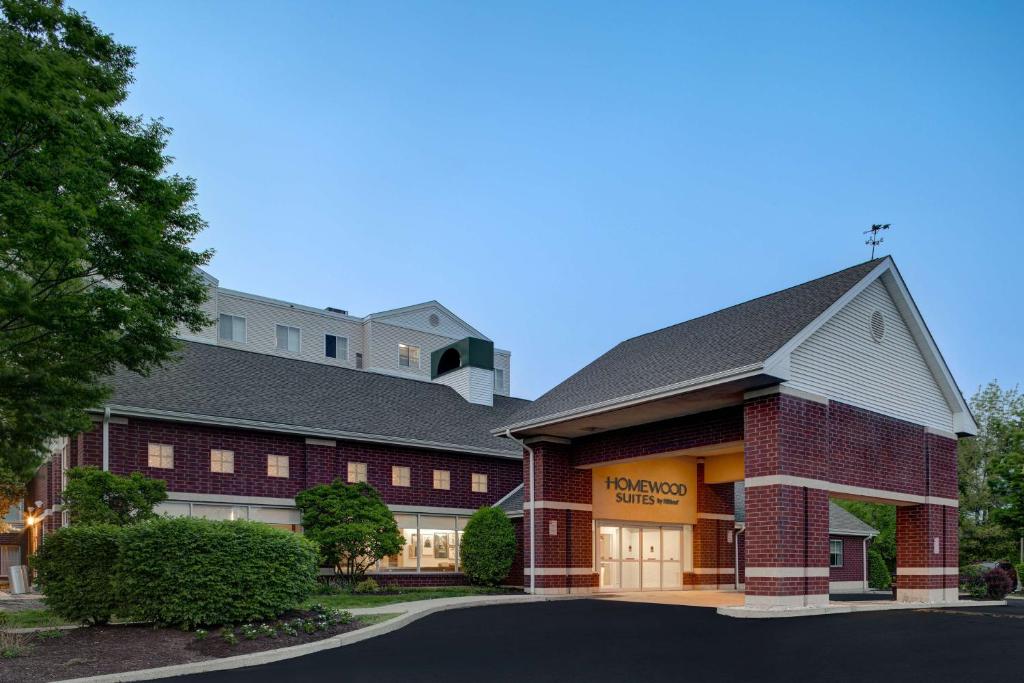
870 310 885 342
429 313 440 327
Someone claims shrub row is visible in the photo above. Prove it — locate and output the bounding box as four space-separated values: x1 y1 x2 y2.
34 517 319 628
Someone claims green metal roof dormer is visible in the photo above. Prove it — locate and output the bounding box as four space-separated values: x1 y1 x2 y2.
431 337 494 379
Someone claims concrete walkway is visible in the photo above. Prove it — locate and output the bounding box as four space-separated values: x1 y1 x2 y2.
594 590 744 608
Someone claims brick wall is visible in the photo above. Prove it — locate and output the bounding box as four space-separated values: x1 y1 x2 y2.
70 418 519 509
829 535 866 583
572 407 743 468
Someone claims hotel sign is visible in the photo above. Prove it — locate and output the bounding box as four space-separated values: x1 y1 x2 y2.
604 476 688 507
591 456 697 525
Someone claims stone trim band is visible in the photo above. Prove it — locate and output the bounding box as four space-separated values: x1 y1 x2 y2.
895 567 959 576
696 513 735 521
524 568 595 576
744 475 959 508
692 568 736 575
745 567 831 578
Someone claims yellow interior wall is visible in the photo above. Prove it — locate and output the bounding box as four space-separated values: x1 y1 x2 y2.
592 457 698 525
703 451 745 484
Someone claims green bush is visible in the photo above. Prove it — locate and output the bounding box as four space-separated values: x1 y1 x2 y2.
61 467 167 526
353 577 380 594
459 507 516 586
867 547 891 590
33 525 123 624
115 517 319 628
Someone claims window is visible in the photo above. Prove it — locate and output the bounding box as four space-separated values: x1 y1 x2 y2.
433 470 450 490
375 514 464 574
347 462 367 483
355 353 363 369
398 343 420 368
392 466 410 487
325 334 348 360
267 454 289 478
147 443 174 469
218 314 246 343
494 368 505 390
275 325 300 353
210 449 234 474
471 473 488 493
830 539 843 567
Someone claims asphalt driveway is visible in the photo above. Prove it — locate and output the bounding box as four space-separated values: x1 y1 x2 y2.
169 599 1024 683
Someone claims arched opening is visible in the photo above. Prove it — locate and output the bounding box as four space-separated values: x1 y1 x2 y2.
436 348 462 376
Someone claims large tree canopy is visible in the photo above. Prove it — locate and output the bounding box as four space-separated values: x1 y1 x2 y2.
0 0 211 477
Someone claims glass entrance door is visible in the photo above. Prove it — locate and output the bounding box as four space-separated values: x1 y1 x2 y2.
596 523 688 591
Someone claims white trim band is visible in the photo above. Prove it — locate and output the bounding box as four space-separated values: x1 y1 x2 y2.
744 385 829 405
745 567 830 578
523 501 593 511
693 568 736 575
524 568 595 576
896 567 959 576
697 513 736 521
744 475 959 508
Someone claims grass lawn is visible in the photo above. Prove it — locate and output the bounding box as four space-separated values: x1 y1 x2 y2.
356 613 402 626
0 609 69 629
305 586 518 610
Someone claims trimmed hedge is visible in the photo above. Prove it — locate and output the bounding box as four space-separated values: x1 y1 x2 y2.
116 518 319 628
983 567 1012 600
459 507 516 586
35 517 319 628
867 547 891 590
33 524 123 624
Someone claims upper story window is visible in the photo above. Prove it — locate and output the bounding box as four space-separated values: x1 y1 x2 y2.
433 470 450 490
325 334 348 360
399 344 420 369
210 449 234 474
830 539 843 567
471 473 488 493
347 462 367 483
276 325 300 353
267 454 289 478
148 443 174 469
218 314 246 343
355 353 364 369
392 466 411 487
494 368 505 391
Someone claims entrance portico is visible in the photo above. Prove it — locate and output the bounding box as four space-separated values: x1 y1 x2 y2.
500 258 976 612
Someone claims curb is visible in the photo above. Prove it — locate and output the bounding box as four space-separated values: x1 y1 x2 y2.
5 624 81 635
51 594 577 683
717 599 1007 619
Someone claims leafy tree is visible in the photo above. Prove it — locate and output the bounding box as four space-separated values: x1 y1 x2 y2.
0 0 211 479
295 481 403 580
959 381 1022 563
459 506 516 586
836 499 895 570
61 466 167 526
989 426 1024 554
0 465 24 531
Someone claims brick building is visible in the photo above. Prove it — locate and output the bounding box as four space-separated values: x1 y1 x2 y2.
6 257 971 607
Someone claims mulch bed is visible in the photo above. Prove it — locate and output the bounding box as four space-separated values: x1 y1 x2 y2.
0 610 369 683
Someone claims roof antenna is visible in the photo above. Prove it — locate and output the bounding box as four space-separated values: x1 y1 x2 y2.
863 224 890 259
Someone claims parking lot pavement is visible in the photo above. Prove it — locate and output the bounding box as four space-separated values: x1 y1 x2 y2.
167 598 1024 683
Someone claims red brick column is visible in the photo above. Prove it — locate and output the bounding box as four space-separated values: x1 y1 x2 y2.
689 463 737 589
894 431 959 603
743 391 831 607
522 439 596 595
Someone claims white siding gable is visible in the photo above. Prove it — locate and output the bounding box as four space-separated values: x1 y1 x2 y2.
787 278 954 433
371 304 486 341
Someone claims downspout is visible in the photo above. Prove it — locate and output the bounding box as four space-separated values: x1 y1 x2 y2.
102 407 111 472
863 537 869 591
505 429 535 595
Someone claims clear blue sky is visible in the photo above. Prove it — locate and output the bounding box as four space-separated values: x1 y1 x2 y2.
74 1 1022 401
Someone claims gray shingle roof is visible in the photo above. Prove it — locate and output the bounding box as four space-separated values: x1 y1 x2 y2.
494 484 524 516
499 259 884 431
734 483 877 536
105 342 530 457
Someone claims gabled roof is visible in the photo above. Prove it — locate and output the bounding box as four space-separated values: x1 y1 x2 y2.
366 300 490 341
734 483 877 537
496 257 975 436
494 483 524 518
104 342 529 458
